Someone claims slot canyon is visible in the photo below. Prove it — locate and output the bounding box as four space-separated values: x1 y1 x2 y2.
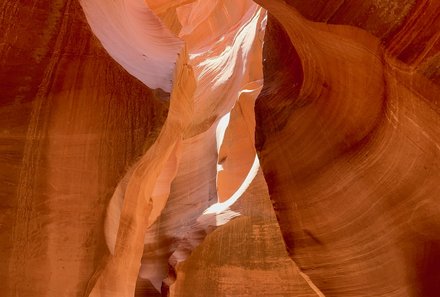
1 0 439 296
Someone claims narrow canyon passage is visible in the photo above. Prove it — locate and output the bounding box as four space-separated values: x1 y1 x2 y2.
1 0 439 297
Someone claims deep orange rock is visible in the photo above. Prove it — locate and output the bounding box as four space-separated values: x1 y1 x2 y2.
0 1 167 296
255 1 440 296
1 0 439 297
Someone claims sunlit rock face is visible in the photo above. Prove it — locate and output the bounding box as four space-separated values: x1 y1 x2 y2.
1 0 439 297
79 1 277 296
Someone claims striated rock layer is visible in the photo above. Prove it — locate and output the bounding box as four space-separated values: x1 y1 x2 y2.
254 0 440 296
1 0 439 297
0 0 168 296
81 1 302 296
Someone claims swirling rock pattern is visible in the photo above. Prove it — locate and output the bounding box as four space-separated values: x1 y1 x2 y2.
255 0 440 296
1 0 439 297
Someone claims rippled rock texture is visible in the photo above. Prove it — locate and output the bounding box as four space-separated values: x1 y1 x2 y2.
1 0 439 297
255 1 440 296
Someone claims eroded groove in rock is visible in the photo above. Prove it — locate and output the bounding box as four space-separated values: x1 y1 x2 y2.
2 0 439 296
140 121 218 291
255 0 440 296
82 1 271 296
86 49 196 297
137 1 269 293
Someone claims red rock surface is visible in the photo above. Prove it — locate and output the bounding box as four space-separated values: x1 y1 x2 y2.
1 0 439 297
0 1 167 296
255 0 440 296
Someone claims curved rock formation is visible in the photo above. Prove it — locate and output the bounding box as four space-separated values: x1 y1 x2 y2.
80 1 271 296
1 0 439 296
80 0 183 91
254 0 440 296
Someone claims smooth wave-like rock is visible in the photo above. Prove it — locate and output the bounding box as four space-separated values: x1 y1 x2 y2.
86 1 270 296
80 0 183 91
1 0 439 296
254 0 440 296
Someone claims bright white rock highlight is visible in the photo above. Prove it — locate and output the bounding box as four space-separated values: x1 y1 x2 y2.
80 0 183 91
81 0 267 295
